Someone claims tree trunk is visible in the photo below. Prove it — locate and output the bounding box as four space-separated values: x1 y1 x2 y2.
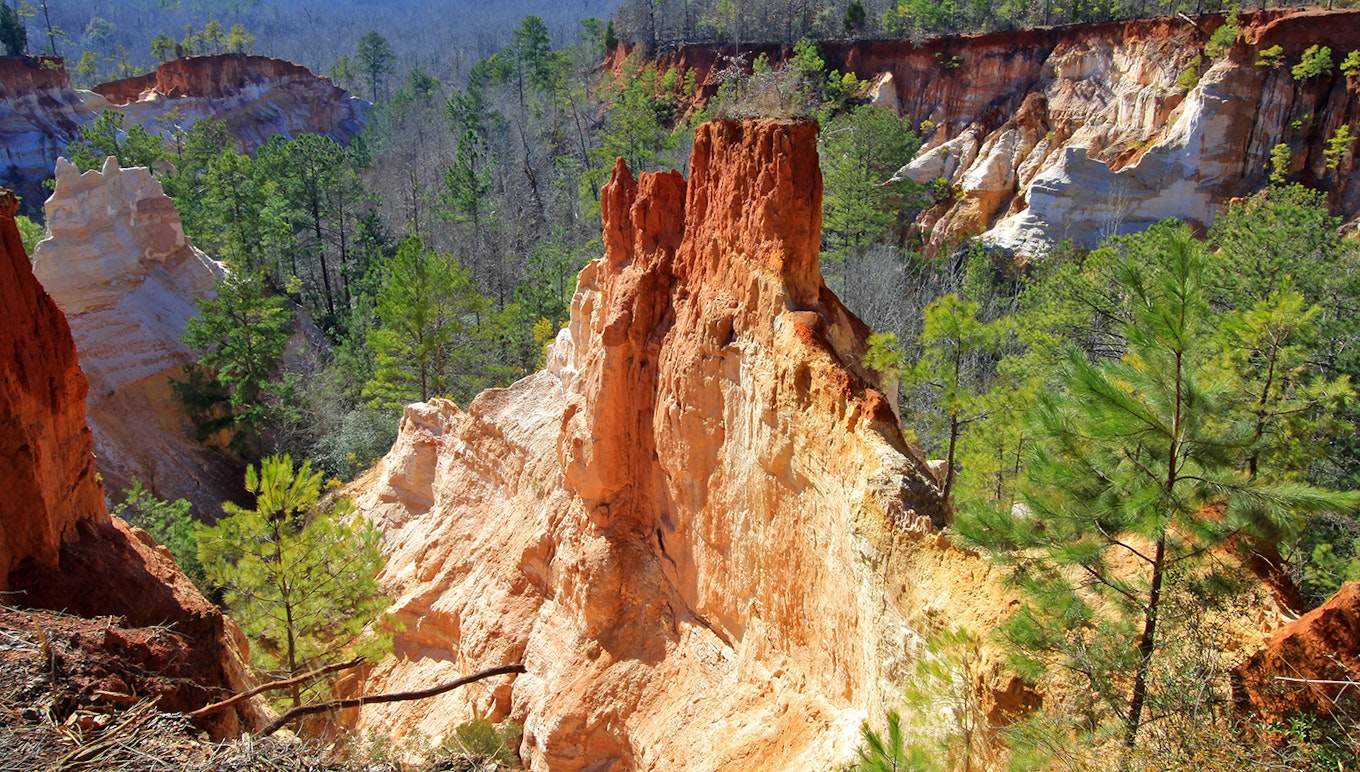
1125 536 1165 746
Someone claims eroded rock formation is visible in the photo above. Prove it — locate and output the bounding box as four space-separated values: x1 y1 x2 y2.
888 9 1360 253
32 157 242 519
1233 581 1360 724
0 187 104 590
93 54 369 153
634 8 1360 255
351 120 1016 770
0 53 367 217
0 186 260 735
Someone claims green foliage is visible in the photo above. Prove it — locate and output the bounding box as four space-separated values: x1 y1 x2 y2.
844 0 868 33
1268 142 1291 184
329 53 356 92
848 710 930 772
224 23 254 54
176 19 241 56
256 132 370 330
357 30 396 101
957 226 1359 748
517 229 588 329
1176 53 1203 90
510 15 559 95
1325 124 1355 171
363 236 509 408
1256 44 1285 68
1206 184 1352 312
150 32 175 61
165 122 293 281
177 270 291 450
1342 50 1360 78
67 110 165 172
1 3 26 56
443 718 522 767
820 105 921 258
594 56 684 173
444 130 494 226
15 213 42 256
1211 286 1352 483
401 65 439 103
904 294 1008 504
1204 7 1240 59
113 479 205 588
900 628 991 771
1292 44 1333 81
198 455 389 704
865 332 906 376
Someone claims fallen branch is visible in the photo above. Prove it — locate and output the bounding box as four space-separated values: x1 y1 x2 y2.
1177 11 1205 32
258 663 527 737
189 657 366 719
1274 676 1360 687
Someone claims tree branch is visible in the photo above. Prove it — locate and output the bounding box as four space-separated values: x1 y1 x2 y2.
258 663 527 737
189 656 366 719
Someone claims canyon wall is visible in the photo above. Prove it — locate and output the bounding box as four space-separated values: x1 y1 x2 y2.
638 8 1360 255
93 54 369 154
0 53 367 217
0 57 99 215
0 186 260 735
32 157 243 519
351 120 1019 770
0 187 104 590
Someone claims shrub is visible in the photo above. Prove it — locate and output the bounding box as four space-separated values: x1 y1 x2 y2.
1292 45 1333 81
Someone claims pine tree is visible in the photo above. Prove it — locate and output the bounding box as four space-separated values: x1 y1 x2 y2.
363 236 489 407
958 227 1358 747
356 30 395 101
178 271 291 449
198 455 388 705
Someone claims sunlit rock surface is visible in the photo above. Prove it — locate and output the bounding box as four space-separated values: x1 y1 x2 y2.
350 120 1020 771
32 157 242 520
94 54 369 153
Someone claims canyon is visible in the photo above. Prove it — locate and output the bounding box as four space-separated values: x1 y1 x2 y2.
0 8 1356 769
638 8 1360 254
0 53 367 217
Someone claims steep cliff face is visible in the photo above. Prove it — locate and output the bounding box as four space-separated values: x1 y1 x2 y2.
883 9 1360 253
0 57 99 216
0 187 260 735
94 54 369 153
1233 581 1360 724
0 54 367 217
352 120 1016 770
32 157 242 519
0 187 104 590
637 8 1360 254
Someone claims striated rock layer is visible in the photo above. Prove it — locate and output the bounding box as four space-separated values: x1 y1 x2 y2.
0 53 367 217
93 54 369 154
0 57 97 216
32 157 242 520
0 187 104 589
887 8 1360 253
637 9 1360 255
0 187 260 735
352 120 1016 770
